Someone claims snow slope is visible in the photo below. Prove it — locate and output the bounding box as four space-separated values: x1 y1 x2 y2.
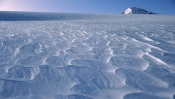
0 12 175 99
122 7 156 14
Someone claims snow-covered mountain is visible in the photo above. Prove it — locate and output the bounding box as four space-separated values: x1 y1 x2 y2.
122 7 156 14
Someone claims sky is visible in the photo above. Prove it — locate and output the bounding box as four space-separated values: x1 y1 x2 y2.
0 0 175 15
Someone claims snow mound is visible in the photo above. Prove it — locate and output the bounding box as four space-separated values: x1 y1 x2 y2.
122 7 156 14
0 12 175 99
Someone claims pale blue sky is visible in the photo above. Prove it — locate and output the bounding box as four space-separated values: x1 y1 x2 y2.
0 0 175 14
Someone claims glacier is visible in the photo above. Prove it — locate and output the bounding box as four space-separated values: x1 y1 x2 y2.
0 12 175 99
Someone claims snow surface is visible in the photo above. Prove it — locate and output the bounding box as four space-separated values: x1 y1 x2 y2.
0 12 175 99
123 7 155 14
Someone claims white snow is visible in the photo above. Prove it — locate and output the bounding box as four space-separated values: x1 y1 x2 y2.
0 12 175 99
125 8 133 14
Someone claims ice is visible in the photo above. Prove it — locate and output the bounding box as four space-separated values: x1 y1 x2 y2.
0 12 175 99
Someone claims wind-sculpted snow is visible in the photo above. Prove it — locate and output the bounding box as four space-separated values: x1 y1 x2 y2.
0 12 175 99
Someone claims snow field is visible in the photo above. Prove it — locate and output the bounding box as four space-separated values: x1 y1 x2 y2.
0 13 175 99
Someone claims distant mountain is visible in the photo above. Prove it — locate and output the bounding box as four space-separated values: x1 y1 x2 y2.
122 7 156 14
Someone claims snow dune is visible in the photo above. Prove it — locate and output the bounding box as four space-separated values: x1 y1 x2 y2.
0 11 175 99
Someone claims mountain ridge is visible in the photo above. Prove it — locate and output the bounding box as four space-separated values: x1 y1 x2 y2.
122 7 156 14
